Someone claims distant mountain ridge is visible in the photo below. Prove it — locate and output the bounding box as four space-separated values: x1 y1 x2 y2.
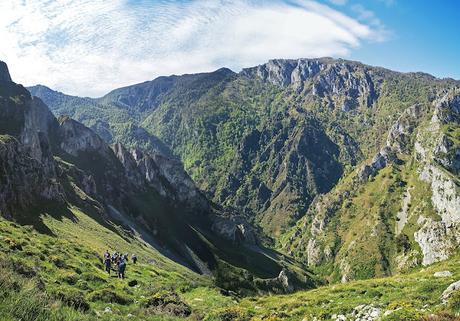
29 57 460 283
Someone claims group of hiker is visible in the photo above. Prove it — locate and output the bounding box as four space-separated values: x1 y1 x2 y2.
103 250 137 279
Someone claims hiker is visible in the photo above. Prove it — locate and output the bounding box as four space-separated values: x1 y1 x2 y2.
112 251 119 264
118 257 126 279
104 254 112 275
123 253 129 262
132 254 137 264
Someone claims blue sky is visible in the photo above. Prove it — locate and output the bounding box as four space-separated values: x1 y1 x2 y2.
0 0 458 96
341 0 460 80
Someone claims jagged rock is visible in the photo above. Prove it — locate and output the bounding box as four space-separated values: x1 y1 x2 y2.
112 143 145 188
58 116 111 157
432 91 460 124
242 58 378 108
20 97 59 175
211 216 257 245
254 268 302 294
441 280 460 303
277 269 294 293
357 104 424 182
386 104 424 153
414 216 456 266
0 136 63 216
0 61 12 82
351 304 381 321
128 148 208 209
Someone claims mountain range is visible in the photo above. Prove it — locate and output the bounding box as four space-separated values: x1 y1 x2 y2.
1 57 460 320
29 58 460 281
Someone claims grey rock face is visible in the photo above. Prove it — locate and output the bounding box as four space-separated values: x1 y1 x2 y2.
414 91 460 266
242 58 378 109
20 97 59 175
414 216 457 265
0 136 63 217
58 116 111 157
211 216 257 245
112 143 146 188
0 61 12 82
357 104 424 182
130 148 208 210
442 280 460 303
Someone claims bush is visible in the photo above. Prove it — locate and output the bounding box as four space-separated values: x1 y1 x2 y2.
11 258 37 277
50 255 67 268
447 291 460 313
205 307 253 321
382 308 423 321
420 312 460 321
143 291 191 317
396 234 411 253
128 279 138 287
61 272 79 285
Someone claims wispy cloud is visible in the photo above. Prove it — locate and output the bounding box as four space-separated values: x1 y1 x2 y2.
351 4 391 42
0 0 387 97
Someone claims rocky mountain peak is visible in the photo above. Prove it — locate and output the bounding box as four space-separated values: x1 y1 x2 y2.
57 115 111 157
241 58 378 110
0 61 12 82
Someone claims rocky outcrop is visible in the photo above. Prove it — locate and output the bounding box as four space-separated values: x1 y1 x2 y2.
441 280 460 303
112 143 146 188
434 271 452 277
20 97 59 175
357 104 424 182
413 91 460 265
414 216 457 265
253 268 302 294
0 70 64 215
0 135 63 217
332 305 381 321
0 61 12 82
242 58 378 110
57 116 112 157
112 143 209 211
211 216 257 245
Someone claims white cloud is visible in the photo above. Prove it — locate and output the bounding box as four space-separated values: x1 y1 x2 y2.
0 0 386 97
351 4 391 42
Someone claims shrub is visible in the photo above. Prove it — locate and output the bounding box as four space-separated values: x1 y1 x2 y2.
128 279 138 287
50 255 67 268
205 307 253 321
447 291 460 313
382 308 423 321
61 272 79 285
143 291 191 317
11 258 37 277
420 312 460 321
4 237 23 250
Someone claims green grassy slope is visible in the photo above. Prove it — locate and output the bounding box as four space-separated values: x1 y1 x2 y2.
227 252 460 321
0 208 234 321
3 210 460 321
